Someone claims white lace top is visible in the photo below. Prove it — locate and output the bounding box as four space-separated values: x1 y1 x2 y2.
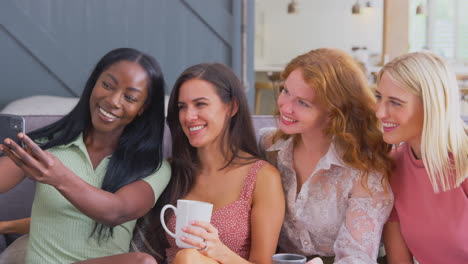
260 128 393 263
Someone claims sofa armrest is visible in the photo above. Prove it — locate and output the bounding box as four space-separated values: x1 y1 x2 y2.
22 115 63 133
0 178 35 254
0 236 5 254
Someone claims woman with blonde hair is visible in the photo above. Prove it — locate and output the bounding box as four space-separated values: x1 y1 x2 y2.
376 51 468 263
260 48 393 263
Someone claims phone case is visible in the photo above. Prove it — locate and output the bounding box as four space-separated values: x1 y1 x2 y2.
0 114 25 147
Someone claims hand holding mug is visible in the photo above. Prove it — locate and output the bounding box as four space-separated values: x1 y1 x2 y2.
160 200 213 249
180 220 231 261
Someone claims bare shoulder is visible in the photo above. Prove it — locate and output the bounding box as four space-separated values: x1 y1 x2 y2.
254 161 282 191
252 160 284 208
257 161 280 179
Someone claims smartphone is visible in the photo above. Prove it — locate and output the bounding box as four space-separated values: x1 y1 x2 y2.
0 113 25 149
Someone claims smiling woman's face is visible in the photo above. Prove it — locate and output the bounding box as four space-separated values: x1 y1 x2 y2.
277 68 329 136
375 72 424 148
89 60 149 136
177 78 232 149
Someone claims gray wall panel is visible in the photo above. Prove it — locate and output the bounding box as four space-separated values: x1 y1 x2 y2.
0 0 254 110
0 25 77 107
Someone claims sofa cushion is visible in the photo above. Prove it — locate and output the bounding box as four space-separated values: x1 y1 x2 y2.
0 237 5 255
0 177 35 254
1 113 466 255
0 235 28 264
0 96 78 116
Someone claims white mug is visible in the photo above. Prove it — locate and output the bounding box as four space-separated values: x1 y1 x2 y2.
160 199 213 248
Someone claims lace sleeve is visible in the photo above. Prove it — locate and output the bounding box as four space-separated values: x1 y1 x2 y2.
333 172 394 264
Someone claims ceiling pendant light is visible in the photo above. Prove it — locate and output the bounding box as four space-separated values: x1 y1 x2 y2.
288 0 298 14
352 0 361 15
416 3 425 15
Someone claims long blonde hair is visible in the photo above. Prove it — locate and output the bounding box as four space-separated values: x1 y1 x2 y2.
379 51 468 192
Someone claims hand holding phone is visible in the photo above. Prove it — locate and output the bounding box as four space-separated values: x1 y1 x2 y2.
1 129 73 187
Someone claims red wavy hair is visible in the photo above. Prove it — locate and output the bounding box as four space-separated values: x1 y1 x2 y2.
273 48 393 191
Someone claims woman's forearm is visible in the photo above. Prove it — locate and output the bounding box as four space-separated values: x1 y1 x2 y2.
0 217 30 234
55 174 155 227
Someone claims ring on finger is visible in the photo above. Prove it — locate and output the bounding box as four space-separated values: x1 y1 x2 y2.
200 240 208 251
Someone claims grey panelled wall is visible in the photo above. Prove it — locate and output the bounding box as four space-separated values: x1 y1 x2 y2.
0 0 255 110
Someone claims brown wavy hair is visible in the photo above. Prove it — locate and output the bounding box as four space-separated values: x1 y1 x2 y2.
273 48 393 191
132 63 260 261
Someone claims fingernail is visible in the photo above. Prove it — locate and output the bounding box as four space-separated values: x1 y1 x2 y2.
190 220 196 224
181 227 187 231
18 133 23 138
180 236 186 240
4 139 10 144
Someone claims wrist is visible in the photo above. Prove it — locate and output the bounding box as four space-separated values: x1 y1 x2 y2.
218 245 238 264
53 169 76 191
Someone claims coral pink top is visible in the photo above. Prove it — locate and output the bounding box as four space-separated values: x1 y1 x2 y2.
388 143 468 264
165 160 266 263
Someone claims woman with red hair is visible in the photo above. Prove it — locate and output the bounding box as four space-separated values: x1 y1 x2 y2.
260 48 393 263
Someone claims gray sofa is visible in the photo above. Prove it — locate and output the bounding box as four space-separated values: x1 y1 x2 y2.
2 114 468 255
0 114 277 254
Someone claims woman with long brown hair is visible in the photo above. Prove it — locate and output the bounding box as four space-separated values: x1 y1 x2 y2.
135 63 285 264
260 48 393 263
